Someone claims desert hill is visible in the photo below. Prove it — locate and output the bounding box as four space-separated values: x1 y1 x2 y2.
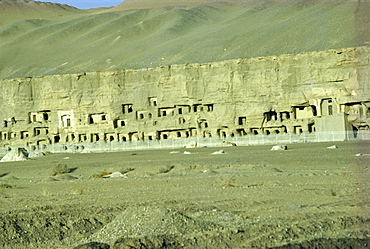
114 0 246 9
0 0 369 79
0 0 80 25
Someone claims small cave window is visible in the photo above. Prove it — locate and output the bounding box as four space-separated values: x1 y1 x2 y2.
149 97 158 107
122 104 133 114
205 104 214 112
328 105 333 116
54 136 60 143
264 111 278 122
310 105 317 116
179 118 186 124
280 112 290 120
238 117 246 125
113 120 126 128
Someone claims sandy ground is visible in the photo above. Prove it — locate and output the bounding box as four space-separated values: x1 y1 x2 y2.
0 140 369 248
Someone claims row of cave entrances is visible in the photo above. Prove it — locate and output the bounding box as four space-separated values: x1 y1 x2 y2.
1 120 310 144
41 125 308 145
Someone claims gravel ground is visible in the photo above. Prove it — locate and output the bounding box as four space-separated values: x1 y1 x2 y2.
0 140 369 248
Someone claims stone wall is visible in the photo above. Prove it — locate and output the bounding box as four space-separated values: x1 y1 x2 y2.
0 46 369 146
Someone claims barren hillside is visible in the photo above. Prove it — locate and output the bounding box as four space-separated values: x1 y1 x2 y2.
0 0 369 79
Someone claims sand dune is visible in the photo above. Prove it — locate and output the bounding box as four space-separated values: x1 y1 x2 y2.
0 0 368 79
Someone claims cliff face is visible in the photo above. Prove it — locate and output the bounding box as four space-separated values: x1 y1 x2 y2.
0 46 369 146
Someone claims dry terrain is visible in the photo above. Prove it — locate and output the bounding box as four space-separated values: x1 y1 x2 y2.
0 1 370 248
0 140 369 248
0 0 369 79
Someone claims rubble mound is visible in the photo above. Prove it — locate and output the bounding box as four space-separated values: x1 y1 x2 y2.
0 147 29 162
85 206 220 245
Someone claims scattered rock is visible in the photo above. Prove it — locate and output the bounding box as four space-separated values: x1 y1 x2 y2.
28 151 45 158
113 235 179 249
85 206 220 245
157 165 175 174
356 153 370 156
54 174 78 181
102 172 127 178
327 145 338 149
271 168 284 173
42 177 58 182
271 145 287 151
185 141 197 148
202 169 218 174
212 150 225 155
74 242 110 249
222 141 237 146
1 175 19 181
0 172 8 177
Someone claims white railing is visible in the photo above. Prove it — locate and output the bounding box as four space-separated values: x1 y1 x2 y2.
1 130 368 155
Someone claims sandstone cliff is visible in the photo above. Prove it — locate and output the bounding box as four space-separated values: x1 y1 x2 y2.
0 46 369 146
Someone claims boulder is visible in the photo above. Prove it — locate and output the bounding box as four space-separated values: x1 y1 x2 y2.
327 145 338 149
212 150 225 155
271 145 287 151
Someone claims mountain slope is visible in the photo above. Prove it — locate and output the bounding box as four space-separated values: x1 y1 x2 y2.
0 0 368 79
0 0 81 25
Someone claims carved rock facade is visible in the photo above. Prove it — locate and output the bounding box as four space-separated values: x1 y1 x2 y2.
0 46 369 146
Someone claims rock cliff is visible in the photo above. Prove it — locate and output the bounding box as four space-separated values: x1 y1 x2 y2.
0 46 369 146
